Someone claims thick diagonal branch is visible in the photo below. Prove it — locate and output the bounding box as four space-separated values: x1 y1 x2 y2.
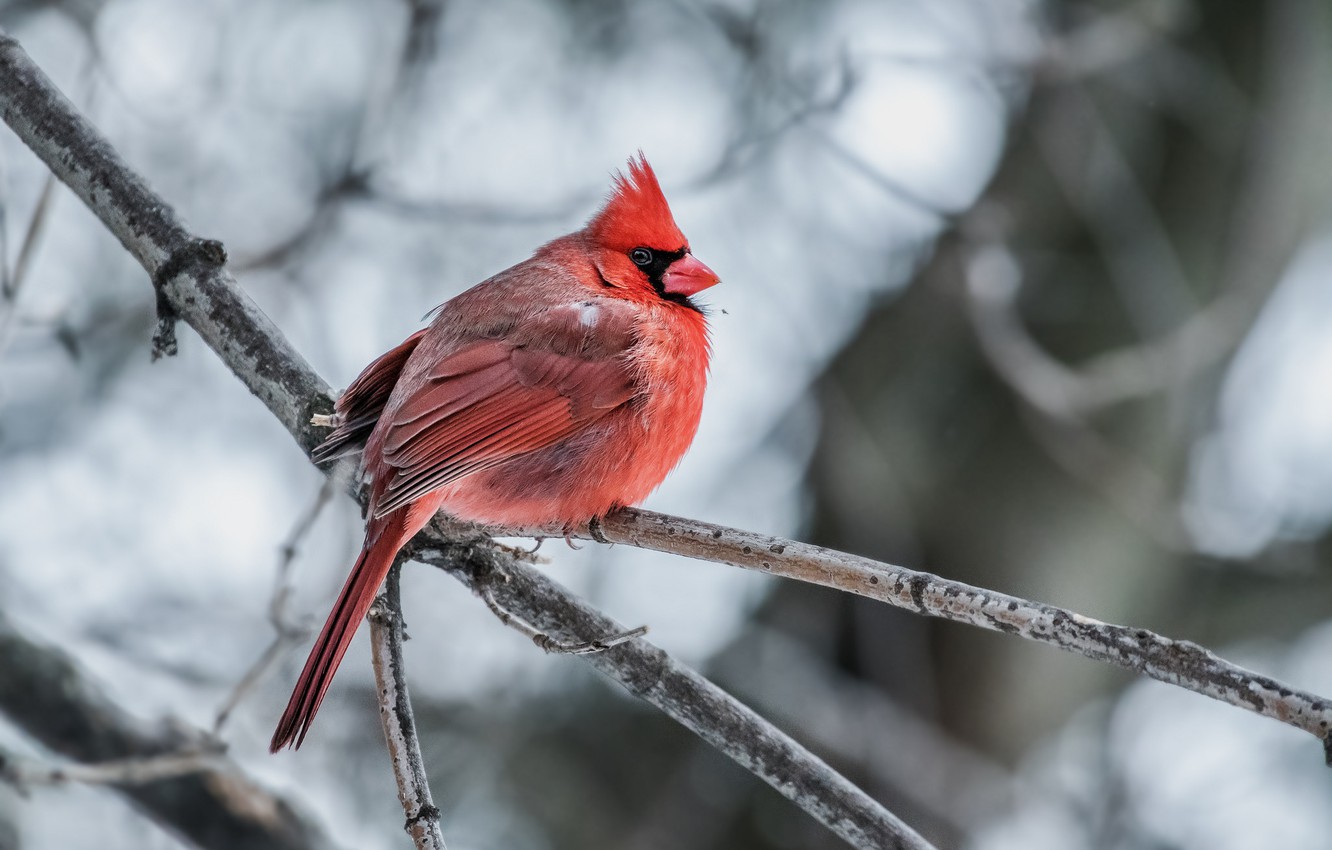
414 537 929 850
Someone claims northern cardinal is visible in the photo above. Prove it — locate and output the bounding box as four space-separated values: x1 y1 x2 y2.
271 155 718 751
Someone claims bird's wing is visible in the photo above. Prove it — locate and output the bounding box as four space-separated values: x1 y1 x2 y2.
370 301 639 516
312 329 429 463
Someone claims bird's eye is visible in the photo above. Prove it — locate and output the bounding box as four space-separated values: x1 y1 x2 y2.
630 247 653 267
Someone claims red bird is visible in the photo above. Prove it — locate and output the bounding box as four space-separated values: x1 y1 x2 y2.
271 156 718 751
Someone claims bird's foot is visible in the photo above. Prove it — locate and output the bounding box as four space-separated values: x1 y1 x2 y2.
587 515 609 545
561 526 582 550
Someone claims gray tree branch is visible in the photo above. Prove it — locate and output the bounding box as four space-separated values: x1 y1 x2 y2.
0 745 226 789
410 534 928 850
369 565 448 850
509 510 1332 761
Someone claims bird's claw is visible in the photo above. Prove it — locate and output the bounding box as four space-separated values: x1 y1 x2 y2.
588 515 609 545
561 526 582 550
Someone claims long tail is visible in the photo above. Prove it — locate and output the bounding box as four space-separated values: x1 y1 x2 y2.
270 511 408 752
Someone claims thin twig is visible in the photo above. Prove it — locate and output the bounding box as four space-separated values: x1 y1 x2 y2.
0 745 226 791
8 169 56 296
0 167 56 357
214 478 334 732
0 53 90 359
477 580 647 654
368 564 448 850
0 609 335 850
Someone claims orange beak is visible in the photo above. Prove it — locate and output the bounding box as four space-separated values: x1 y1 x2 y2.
662 254 720 297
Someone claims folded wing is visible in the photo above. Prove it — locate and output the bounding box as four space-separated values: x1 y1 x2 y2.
312 329 428 463
370 303 639 517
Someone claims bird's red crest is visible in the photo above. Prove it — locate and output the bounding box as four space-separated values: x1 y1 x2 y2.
587 154 687 252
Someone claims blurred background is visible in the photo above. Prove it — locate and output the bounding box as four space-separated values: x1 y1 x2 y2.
1 0 1331 848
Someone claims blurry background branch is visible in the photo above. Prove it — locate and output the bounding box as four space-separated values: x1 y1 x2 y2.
803 6 1332 846
0 745 226 790
0 608 336 850
213 477 331 734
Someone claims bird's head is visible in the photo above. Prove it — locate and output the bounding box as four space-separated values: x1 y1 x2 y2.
584 154 719 308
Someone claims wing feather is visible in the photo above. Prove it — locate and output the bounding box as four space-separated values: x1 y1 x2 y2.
369 304 640 518
311 329 427 462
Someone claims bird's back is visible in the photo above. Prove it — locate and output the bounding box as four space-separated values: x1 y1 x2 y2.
359 246 710 527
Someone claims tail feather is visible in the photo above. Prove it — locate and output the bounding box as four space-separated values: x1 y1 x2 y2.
270 515 405 752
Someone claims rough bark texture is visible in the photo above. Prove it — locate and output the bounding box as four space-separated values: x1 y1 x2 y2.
369 566 448 850
0 31 331 452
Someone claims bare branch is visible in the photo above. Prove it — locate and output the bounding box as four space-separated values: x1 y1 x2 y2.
0 609 336 850
368 565 448 850
1 745 226 791
503 509 1332 762
413 536 934 850
215 478 333 733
